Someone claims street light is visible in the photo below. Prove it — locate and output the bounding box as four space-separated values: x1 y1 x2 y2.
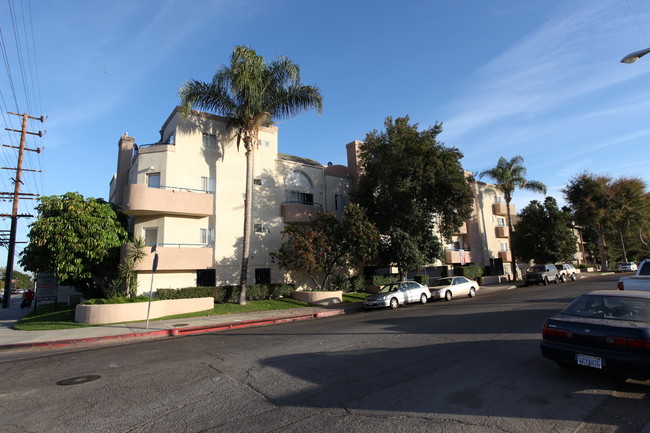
621 47 650 63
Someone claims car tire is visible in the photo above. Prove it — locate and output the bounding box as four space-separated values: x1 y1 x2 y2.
570 273 576 281
389 297 399 309
444 290 452 301
560 274 565 283
553 276 558 284
468 287 476 297
420 293 428 304
543 277 549 286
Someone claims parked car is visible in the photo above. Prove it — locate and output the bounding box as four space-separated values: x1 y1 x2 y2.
540 290 650 380
429 276 479 301
524 264 559 286
617 262 638 272
617 259 650 292
555 263 578 282
363 281 430 309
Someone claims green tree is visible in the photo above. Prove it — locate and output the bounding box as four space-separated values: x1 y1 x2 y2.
19 192 129 297
356 116 473 278
562 173 612 270
0 268 33 289
608 177 649 263
179 45 322 305
511 197 576 264
272 204 379 290
478 155 546 279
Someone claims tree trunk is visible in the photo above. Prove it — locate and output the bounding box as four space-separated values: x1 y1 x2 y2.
597 225 607 271
619 230 628 263
505 199 519 280
238 145 255 305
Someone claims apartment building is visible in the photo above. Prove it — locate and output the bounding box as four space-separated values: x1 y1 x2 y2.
110 107 352 293
110 108 518 293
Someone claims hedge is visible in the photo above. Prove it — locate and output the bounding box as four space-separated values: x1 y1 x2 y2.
156 284 295 304
453 265 484 280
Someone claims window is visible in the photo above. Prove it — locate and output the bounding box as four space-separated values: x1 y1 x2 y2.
285 190 313 205
144 228 158 245
166 132 175 145
254 178 262 186
499 242 509 252
285 170 312 188
197 269 216 287
335 194 349 210
201 176 215 193
200 228 214 246
258 139 270 148
255 268 271 284
202 133 217 149
496 217 506 227
147 173 161 189
254 224 270 234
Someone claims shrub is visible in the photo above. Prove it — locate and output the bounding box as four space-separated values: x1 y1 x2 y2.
349 275 366 292
454 265 484 280
371 274 398 286
156 284 294 303
83 295 151 305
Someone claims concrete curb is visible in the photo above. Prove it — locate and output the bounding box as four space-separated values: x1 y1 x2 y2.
0 308 351 351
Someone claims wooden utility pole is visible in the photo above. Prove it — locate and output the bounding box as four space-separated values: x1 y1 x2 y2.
1 112 43 309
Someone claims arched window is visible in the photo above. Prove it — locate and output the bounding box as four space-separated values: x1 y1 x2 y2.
285 170 312 189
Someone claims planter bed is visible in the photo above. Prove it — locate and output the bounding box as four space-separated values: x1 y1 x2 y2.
75 297 214 325
292 290 343 306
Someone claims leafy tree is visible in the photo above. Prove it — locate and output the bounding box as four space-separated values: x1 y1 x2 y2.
19 192 129 297
356 116 473 278
109 237 147 298
511 197 576 264
563 173 612 270
478 155 546 279
179 45 322 305
608 177 649 263
272 204 379 290
0 268 33 289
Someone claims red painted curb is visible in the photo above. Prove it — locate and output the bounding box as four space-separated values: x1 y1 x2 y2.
0 309 349 351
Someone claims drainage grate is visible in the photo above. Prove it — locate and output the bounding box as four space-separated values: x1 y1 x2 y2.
56 375 101 386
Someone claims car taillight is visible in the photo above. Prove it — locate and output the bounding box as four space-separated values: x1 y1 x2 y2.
605 336 650 349
542 325 572 339
617 281 624 290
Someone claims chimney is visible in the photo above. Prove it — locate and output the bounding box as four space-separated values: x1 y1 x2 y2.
114 133 135 206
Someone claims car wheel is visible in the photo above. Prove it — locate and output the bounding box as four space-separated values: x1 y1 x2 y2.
420 293 428 304
468 287 476 297
560 274 565 283
543 277 549 286
570 273 576 281
553 276 558 284
444 290 452 301
389 297 399 309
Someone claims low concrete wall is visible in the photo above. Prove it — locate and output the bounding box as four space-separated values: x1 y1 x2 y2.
292 290 343 306
75 297 214 325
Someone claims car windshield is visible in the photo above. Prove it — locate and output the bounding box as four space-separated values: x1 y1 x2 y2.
529 265 546 272
562 295 650 322
378 283 399 293
430 278 453 287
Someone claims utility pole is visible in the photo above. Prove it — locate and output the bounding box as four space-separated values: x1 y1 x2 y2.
1 112 43 309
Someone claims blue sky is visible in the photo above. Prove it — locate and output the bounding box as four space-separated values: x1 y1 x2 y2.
1 0 650 271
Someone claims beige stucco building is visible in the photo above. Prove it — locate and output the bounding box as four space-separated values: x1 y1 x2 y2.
110 108 519 293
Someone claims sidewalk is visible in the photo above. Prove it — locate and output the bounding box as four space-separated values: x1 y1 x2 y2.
0 282 518 351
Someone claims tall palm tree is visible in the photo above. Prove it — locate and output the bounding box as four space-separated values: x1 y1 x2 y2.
478 156 546 279
179 46 323 305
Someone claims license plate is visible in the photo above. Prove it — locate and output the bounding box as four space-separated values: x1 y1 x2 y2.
576 354 602 369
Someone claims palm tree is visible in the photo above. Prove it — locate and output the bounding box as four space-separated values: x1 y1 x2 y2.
179 46 323 305
478 156 546 279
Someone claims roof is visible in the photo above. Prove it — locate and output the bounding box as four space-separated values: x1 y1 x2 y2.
278 153 324 168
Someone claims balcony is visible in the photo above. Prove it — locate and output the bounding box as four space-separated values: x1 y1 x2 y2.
445 249 472 265
122 184 213 217
281 202 323 223
498 251 512 262
127 244 213 272
454 222 468 235
492 202 515 216
495 225 509 238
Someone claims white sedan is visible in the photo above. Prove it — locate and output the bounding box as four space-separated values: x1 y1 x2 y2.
363 281 430 309
429 276 479 301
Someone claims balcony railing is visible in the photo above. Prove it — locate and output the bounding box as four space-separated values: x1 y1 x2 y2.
495 225 509 238
122 183 213 217
126 244 213 271
281 201 323 223
445 249 472 264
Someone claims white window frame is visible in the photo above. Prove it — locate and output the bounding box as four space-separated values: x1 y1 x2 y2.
147 172 161 189
144 228 158 246
202 133 217 149
254 223 270 234
201 176 216 193
200 228 214 246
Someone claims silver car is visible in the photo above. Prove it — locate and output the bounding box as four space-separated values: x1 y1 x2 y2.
429 276 479 301
363 281 430 309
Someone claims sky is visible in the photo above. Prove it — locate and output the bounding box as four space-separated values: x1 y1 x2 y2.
1 0 650 272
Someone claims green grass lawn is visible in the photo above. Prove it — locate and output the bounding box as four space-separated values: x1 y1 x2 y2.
13 293 369 331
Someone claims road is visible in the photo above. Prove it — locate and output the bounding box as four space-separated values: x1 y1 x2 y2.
0 274 648 432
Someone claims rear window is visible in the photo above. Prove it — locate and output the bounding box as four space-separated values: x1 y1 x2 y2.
639 261 650 275
563 295 650 322
529 265 546 272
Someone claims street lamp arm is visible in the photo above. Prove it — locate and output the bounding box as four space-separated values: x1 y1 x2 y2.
621 47 650 64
